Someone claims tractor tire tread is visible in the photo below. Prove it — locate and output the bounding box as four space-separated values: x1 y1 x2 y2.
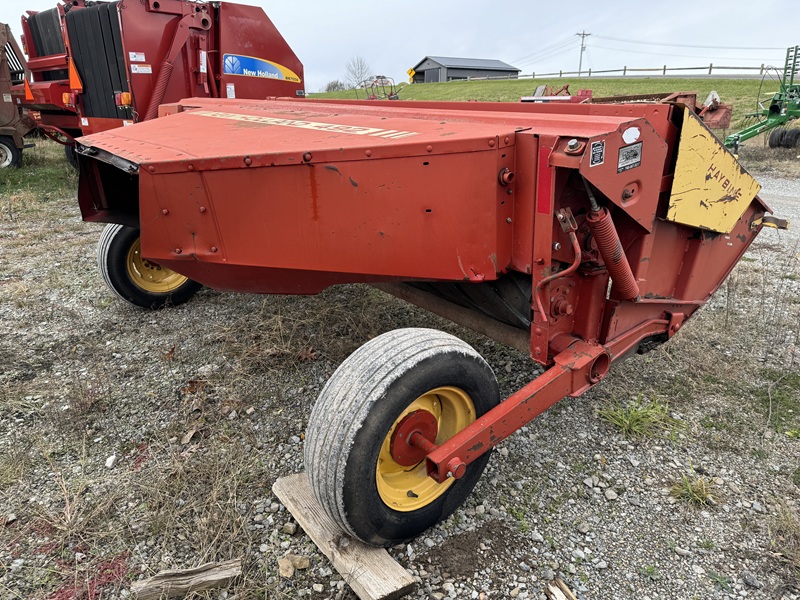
97 223 202 309
0 135 22 168
305 328 497 544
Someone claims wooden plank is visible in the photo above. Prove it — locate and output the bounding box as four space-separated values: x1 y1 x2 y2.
130 558 242 600
273 473 416 600
544 579 578 600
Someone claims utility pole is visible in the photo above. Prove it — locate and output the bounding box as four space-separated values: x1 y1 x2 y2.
576 31 590 77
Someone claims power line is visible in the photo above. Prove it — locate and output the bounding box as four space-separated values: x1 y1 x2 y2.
591 43 780 62
515 44 580 69
510 37 577 66
593 34 783 51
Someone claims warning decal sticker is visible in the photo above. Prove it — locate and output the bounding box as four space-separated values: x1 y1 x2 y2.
590 140 605 167
618 142 642 173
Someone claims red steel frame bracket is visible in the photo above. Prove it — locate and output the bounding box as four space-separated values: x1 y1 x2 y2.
422 339 610 483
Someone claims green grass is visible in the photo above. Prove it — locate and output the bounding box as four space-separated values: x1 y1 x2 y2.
639 565 660 581
0 139 77 218
598 395 684 438
707 571 733 591
311 77 773 130
751 370 800 432
671 473 716 505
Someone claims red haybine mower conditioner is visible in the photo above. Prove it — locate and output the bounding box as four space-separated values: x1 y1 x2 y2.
74 96 784 546
12 0 303 307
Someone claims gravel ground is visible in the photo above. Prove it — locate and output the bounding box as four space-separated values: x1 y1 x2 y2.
0 153 799 600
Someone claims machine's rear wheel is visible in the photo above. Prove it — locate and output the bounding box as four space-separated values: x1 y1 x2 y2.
304 328 500 547
768 128 786 148
0 136 22 168
782 128 800 148
97 224 202 309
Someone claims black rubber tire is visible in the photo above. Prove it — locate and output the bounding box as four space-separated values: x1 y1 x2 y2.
97 224 202 309
0 135 22 168
304 328 500 547
64 144 79 170
768 128 786 148
782 129 800 149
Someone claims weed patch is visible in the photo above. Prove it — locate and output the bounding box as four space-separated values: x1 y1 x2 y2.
598 395 684 438
670 472 716 505
770 504 800 585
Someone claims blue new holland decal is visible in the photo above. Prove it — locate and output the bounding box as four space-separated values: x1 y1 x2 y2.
223 54 301 83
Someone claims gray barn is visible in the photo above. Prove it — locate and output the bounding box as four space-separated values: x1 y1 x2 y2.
411 56 520 83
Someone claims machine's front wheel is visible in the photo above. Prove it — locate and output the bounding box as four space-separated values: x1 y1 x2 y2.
304 328 500 547
97 224 202 309
0 136 22 168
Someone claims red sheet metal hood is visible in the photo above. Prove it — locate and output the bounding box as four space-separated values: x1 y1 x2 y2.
76 97 651 172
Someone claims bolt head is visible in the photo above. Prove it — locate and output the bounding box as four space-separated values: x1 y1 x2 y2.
567 138 580 150
553 242 562 251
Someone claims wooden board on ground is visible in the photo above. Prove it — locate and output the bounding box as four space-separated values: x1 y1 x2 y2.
544 578 578 600
130 558 242 600
273 473 416 600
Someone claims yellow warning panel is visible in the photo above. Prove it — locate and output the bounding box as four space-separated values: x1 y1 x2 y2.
667 107 761 234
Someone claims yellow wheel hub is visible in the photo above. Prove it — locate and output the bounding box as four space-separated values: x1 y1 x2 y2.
376 386 476 512
126 238 189 294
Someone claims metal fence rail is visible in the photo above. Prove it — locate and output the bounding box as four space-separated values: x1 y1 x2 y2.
448 64 774 82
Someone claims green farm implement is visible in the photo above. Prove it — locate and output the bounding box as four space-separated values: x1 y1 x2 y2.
725 46 800 151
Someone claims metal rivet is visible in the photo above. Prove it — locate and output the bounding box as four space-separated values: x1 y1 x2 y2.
199 206 206 213
365 150 372 157
161 209 169 215
188 164 194 171
488 139 496 147
148 166 155 173
244 157 252 166
426 145 433 153
303 152 312 162
506 217 512 224
504 136 510 144
174 248 182 254
210 246 218 253
533 346 542 355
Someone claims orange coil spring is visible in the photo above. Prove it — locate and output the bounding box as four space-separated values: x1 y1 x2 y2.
143 62 174 121
586 207 639 300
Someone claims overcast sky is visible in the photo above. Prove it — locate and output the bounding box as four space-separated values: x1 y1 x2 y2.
2 0 796 92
